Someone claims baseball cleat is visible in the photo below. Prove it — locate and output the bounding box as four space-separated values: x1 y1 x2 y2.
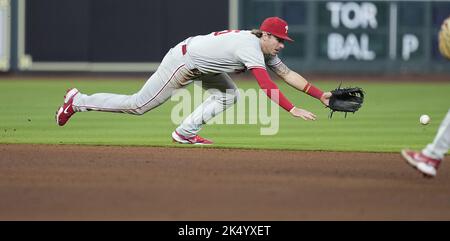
172 131 213 145
56 88 79 126
401 149 442 177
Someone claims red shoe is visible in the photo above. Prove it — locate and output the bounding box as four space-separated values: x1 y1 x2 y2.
56 88 79 126
401 149 442 177
172 131 213 145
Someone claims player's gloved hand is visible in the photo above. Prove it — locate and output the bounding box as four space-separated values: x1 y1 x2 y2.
320 92 332 107
328 85 365 118
290 107 316 121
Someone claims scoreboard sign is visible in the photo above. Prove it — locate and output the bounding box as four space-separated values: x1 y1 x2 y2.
318 1 421 61
323 1 380 61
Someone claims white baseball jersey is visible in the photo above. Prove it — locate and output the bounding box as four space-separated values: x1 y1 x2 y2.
183 30 282 74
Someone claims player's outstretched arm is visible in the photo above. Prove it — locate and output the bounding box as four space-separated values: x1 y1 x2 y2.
269 61 329 106
250 67 294 112
269 61 307 90
250 68 317 120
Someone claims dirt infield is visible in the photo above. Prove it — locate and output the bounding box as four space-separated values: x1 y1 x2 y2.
0 144 449 220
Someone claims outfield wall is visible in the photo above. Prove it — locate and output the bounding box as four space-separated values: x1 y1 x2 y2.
2 0 450 74
12 0 229 72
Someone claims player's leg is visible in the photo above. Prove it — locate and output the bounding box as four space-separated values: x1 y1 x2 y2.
72 68 188 115
174 73 239 142
401 109 450 177
56 44 196 126
422 109 450 160
72 48 195 115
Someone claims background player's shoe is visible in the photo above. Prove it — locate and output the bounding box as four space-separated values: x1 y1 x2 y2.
401 149 442 177
172 131 213 145
56 88 79 126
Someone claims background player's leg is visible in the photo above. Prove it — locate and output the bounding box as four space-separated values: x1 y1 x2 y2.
422 109 450 160
176 73 239 137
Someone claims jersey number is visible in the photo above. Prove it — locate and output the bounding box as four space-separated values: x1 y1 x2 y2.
213 30 241 36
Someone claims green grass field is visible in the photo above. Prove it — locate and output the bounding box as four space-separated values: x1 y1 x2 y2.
0 78 449 152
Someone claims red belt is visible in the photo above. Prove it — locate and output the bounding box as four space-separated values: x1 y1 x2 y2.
182 44 187 55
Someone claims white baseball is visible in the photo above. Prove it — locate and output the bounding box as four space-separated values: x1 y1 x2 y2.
419 114 430 125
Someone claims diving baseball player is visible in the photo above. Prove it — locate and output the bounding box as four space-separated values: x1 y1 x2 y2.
56 17 332 145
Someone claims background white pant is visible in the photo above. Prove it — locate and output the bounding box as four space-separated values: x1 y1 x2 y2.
73 42 238 137
422 109 450 160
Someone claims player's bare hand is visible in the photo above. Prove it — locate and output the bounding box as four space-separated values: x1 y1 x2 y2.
290 107 316 120
320 92 332 107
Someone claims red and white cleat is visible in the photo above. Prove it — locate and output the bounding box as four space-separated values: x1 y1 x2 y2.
401 149 442 178
56 88 79 126
172 131 213 145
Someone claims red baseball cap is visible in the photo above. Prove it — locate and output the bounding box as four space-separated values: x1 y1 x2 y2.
260 17 293 42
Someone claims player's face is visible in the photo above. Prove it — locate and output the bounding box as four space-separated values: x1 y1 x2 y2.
261 32 285 56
